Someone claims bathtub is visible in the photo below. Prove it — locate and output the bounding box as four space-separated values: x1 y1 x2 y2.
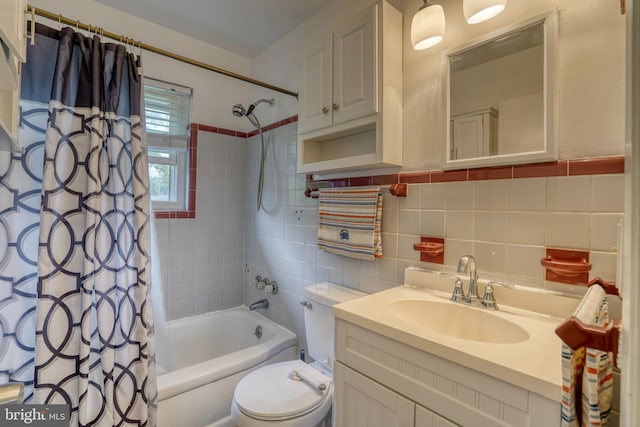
155 306 297 427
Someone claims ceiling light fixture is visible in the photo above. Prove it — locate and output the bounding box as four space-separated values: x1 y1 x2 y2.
411 1 445 50
463 0 507 24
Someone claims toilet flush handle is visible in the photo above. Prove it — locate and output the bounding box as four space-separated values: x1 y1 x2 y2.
300 300 312 309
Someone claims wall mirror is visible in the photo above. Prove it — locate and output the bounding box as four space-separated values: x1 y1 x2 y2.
445 11 557 169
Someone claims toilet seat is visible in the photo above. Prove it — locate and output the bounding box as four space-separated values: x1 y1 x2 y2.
233 360 332 422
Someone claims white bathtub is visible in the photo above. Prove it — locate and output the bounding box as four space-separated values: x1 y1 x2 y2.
156 306 297 427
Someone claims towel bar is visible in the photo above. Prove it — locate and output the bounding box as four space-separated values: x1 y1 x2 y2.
305 183 407 198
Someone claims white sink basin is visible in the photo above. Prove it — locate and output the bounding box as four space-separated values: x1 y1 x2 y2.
387 299 530 344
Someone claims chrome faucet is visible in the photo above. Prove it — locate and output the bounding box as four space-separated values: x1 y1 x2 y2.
249 299 269 311
481 281 514 310
457 254 479 303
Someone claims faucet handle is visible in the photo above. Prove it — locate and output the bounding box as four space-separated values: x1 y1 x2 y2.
450 278 465 302
482 281 514 310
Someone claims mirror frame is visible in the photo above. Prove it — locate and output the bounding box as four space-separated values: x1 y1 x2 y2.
443 10 558 170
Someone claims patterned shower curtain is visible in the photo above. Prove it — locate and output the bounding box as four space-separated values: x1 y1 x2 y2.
0 24 156 426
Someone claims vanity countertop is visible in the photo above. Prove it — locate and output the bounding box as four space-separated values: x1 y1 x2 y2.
333 282 579 402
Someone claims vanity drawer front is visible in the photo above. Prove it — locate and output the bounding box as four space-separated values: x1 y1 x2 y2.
335 319 561 427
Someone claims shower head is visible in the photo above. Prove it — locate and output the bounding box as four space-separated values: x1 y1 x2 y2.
232 104 246 117
232 98 274 129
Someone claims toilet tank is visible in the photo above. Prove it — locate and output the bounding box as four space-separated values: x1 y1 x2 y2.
303 282 365 371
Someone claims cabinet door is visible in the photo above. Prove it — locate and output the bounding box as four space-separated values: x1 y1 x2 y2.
0 0 26 62
415 404 460 427
299 34 333 133
332 3 376 126
451 114 484 160
334 362 414 427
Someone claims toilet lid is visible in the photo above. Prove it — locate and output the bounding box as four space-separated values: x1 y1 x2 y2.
234 360 331 421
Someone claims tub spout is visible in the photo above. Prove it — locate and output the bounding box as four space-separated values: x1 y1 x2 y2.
249 299 269 311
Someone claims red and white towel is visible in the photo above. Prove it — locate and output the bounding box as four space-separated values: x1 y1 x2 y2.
561 285 614 427
317 188 382 261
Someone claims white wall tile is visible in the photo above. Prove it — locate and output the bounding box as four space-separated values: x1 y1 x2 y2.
445 211 474 239
443 239 474 267
591 214 623 252
420 210 445 237
508 212 546 245
475 212 507 243
545 213 591 248
420 183 445 209
445 182 475 210
474 242 506 278
398 209 420 235
591 174 625 213
547 176 591 212
508 178 546 212
505 244 546 284
590 251 618 283
475 180 508 211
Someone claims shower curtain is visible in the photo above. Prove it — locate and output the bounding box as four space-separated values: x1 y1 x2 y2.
0 24 156 426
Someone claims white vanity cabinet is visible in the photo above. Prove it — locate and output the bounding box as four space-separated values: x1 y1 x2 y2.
297 0 402 174
334 319 561 427
335 362 458 427
0 0 26 152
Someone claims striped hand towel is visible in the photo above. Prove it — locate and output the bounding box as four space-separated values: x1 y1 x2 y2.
317 188 382 261
561 285 613 427
582 295 614 426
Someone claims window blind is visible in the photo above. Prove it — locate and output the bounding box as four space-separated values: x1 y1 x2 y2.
144 78 192 150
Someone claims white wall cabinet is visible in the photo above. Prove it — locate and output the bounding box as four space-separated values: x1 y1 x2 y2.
0 0 26 152
334 319 561 427
449 107 497 160
297 0 402 174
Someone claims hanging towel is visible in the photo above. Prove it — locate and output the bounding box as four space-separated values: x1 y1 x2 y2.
582 296 614 426
317 188 383 261
561 285 613 427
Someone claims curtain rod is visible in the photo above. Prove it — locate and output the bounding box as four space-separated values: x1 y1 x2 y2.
26 5 299 99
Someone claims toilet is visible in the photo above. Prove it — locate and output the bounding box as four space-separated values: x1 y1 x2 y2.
231 282 365 427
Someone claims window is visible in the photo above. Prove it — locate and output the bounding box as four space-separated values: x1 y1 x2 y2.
144 78 192 211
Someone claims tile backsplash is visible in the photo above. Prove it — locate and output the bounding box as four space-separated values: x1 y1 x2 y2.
240 122 623 347
153 121 623 337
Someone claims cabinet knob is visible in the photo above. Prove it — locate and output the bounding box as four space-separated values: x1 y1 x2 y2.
322 106 329 114
332 103 340 110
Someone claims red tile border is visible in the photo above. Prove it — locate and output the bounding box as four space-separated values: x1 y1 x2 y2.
372 174 400 185
349 176 373 186
306 156 624 198
568 156 625 176
469 166 513 181
513 161 568 178
399 172 430 184
430 169 468 183
180 119 627 211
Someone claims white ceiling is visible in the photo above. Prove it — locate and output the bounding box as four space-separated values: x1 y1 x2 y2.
95 0 333 57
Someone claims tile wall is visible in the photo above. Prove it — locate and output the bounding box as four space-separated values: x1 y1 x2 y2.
242 122 624 351
154 130 247 320
152 119 623 339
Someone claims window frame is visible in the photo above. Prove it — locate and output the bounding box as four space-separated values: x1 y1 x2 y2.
143 77 193 212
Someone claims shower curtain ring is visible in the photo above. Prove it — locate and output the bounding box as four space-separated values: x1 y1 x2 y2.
57 14 61 31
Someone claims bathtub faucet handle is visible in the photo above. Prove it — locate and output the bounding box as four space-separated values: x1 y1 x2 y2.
300 300 312 309
264 280 278 295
